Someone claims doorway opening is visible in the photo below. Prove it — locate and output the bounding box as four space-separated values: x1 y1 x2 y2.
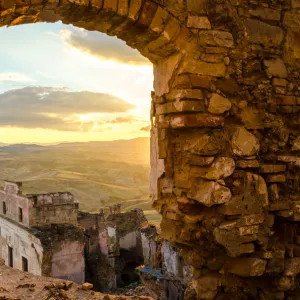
22 257 28 272
120 262 140 287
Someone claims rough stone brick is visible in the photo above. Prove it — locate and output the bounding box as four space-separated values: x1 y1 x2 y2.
276 95 296 105
179 59 226 77
128 0 143 21
284 258 300 276
259 165 286 173
198 30 234 48
154 53 182 97
190 157 235 180
156 100 205 115
187 16 211 29
236 160 259 168
228 258 267 277
266 174 286 183
245 19 284 46
208 93 232 114
187 156 215 166
240 243 255 254
186 0 208 13
264 58 288 78
158 113 224 128
150 6 169 33
249 8 281 21
103 0 117 11
162 18 181 41
117 0 129 16
231 127 260 156
188 178 232 207
283 10 300 30
137 1 158 27
272 78 287 87
165 89 204 101
239 225 259 236
292 0 300 8
284 30 300 63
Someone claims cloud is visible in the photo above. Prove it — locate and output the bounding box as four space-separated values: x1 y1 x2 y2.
0 86 135 131
110 116 137 124
0 73 35 83
140 125 151 132
60 27 150 66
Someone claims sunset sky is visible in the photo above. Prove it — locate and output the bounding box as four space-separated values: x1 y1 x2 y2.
0 22 153 144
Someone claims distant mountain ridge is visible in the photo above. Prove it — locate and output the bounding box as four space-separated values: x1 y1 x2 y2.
1 137 149 149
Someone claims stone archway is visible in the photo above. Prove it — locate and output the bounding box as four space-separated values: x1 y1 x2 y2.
1 0 300 299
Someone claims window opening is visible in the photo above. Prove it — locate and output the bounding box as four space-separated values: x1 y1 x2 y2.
19 207 23 222
8 246 13 267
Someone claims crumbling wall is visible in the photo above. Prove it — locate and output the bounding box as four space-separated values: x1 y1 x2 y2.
0 182 31 227
139 225 191 300
78 209 147 292
34 224 85 284
0 182 79 227
141 226 159 268
0 215 43 275
77 211 116 291
51 240 85 283
27 192 79 226
106 210 146 287
150 2 300 299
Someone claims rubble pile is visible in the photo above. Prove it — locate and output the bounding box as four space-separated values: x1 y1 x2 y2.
0 261 153 300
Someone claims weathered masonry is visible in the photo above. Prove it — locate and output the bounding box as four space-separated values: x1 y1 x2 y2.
78 209 147 292
1 0 300 298
0 181 85 283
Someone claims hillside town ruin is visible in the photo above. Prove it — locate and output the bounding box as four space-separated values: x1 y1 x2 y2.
0 181 188 299
0 0 300 298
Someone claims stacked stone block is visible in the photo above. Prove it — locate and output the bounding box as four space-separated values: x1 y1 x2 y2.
0 0 300 298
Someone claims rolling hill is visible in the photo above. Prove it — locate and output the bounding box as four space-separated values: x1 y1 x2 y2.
0 138 161 225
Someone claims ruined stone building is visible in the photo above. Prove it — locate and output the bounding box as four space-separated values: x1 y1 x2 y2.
78 208 191 298
1 0 300 298
0 180 184 296
139 225 192 300
0 181 85 283
77 209 147 291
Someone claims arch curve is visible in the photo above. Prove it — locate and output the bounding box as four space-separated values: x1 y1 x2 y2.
0 0 193 63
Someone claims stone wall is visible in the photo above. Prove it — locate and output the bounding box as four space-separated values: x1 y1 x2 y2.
27 192 79 227
0 182 32 227
139 225 191 300
0 214 43 275
0 182 79 227
34 224 85 284
150 1 300 298
51 240 85 283
78 209 147 292
1 0 300 298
